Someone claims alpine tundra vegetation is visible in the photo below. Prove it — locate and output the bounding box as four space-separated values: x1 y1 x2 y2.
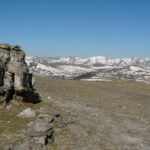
0 45 150 149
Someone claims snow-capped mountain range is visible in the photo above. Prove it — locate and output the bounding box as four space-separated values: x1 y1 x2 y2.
26 56 150 83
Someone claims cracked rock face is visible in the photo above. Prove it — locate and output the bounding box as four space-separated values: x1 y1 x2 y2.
0 44 33 102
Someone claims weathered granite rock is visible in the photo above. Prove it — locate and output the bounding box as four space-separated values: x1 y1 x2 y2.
0 43 33 102
26 113 54 141
17 108 36 118
17 111 55 150
1 110 57 150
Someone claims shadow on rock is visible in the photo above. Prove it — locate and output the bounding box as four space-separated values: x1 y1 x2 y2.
16 89 41 104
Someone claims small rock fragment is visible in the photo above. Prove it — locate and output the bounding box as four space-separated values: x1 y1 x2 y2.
17 108 35 118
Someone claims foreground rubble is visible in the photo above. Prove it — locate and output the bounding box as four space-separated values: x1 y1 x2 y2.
2 108 63 150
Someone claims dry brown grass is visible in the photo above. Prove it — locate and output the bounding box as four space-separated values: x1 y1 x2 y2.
35 76 150 149
0 76 150 149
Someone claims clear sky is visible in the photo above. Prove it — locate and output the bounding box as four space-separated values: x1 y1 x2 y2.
0 0 150 58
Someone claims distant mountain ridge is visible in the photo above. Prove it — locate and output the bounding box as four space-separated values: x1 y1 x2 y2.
26 56 150 83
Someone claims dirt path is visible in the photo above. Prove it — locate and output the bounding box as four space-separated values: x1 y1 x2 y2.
48 97 150 150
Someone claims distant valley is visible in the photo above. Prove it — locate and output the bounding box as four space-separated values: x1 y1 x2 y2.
26 56 150 83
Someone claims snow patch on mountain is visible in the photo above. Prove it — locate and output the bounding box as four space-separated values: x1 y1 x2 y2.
26 56 150 83
129 66 144 72
36 63 60 73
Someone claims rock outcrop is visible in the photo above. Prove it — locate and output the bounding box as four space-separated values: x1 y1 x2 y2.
23 112 54 149
5 110 58 150
0 43 33 102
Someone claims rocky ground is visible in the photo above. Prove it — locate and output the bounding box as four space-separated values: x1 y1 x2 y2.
0 76 150 150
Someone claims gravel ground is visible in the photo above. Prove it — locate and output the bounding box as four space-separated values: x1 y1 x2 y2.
35 77 150 150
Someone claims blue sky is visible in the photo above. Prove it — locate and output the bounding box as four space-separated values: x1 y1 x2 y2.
0 0 150 58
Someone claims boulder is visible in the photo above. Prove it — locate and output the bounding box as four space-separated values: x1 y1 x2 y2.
20 111 55 149
17 108 36 118
0 43 34 102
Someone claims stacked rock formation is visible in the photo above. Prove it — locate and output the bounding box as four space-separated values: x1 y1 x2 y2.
0 44 33 102
22 112 54 149
5 110 58 150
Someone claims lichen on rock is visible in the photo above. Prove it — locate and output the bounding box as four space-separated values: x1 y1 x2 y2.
0 43 35 103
